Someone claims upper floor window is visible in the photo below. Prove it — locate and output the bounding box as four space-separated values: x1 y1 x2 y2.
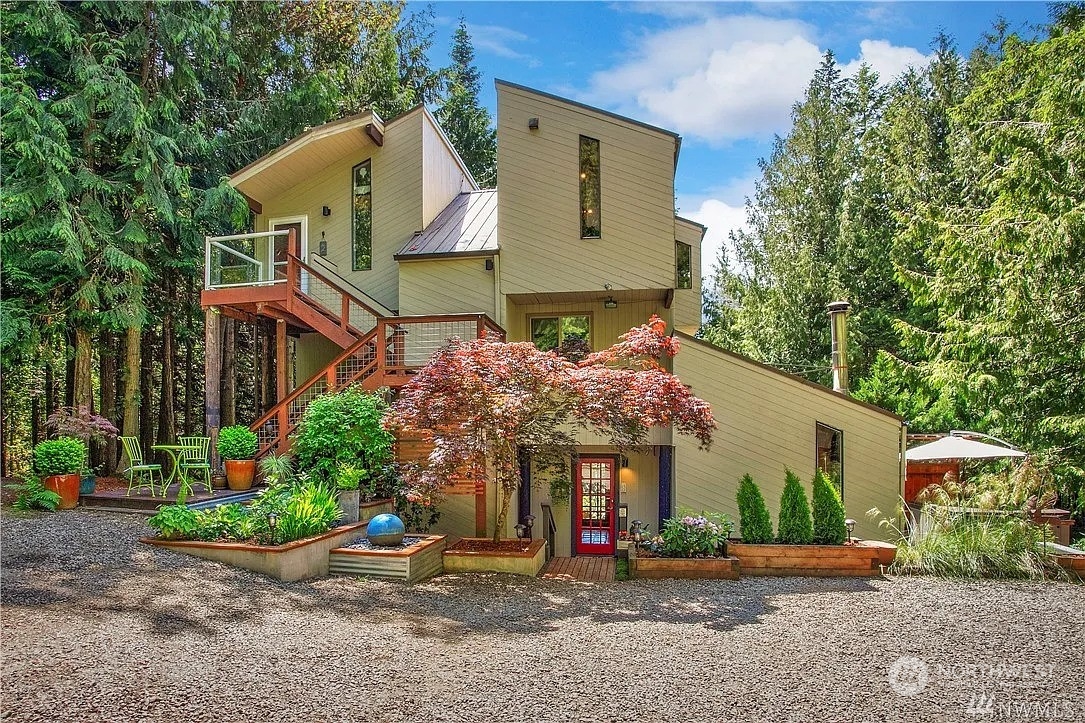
352 160 372 270
816 422 844 498
532 314 591 360
579 136 601 238
676 241 692 289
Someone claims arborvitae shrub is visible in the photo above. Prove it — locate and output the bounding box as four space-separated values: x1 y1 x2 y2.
736 474 773 543
811 469 847 545
776 469 814 544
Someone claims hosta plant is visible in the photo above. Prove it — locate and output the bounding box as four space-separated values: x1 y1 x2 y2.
148 504 200 540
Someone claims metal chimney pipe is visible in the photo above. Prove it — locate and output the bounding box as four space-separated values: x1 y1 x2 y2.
828 301 851 395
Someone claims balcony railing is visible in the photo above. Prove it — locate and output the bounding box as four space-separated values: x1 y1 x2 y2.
204 230 290 289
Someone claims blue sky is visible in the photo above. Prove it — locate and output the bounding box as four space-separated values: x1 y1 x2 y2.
418 2 1050 273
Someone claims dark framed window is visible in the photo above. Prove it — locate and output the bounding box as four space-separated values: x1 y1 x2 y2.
676 241 692 289
531 314 591 358
579 136 600 238
816 422 844 498
352 160 372 270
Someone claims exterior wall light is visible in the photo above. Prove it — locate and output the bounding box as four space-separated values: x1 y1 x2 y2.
528 117 539 130
604 296 618 309
322 205 331 217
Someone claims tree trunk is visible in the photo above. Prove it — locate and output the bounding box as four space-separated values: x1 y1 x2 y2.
183 277 195 436
204 309 222 463
140 326 156 454
222 317 236 427
157 309 177 446
64 329 75 409
45 358 57 425
73 316 94 413
122 323 141 438
99 330 118 474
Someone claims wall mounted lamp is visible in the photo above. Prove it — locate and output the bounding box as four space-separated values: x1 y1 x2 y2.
528 117 540 130
322 205 331 217
604 296 618 310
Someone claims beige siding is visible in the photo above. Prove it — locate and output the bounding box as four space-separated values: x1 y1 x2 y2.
256 111 425 312
293 333 341 388
672 218 704 334
421 112 475 225
398 258 497 317
672 334 903 540
504 298 665 346
496 83 677 295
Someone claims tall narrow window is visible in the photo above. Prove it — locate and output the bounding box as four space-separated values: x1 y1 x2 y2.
676 241 692 289
816 422 844 498
579 136 601 238
352 160 372 270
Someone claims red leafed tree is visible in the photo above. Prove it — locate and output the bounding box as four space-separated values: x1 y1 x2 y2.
386 316 715 541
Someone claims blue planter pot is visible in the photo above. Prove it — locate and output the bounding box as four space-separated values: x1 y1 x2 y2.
79 474 96 495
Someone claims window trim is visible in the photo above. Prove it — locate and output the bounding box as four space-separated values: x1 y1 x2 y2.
351 158 373 271
579 135 601 239
528 312 594 352
815 421 844 499
675 240 692 289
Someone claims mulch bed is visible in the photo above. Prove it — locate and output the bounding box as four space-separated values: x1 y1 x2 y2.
449 538 537 553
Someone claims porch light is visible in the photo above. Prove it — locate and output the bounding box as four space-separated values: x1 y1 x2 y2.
845 518 856 543
528 117 539 130
322 205 331 217
604 296 618 310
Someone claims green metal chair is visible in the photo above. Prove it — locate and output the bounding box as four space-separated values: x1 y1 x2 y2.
120 436 162 497
178 436 213 494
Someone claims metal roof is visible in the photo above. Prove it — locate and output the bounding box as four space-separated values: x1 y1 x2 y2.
395 190 499 259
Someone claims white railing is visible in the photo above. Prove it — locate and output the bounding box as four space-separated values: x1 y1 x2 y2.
204 231 290 290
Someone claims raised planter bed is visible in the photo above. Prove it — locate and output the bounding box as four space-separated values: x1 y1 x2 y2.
1052 553 1085 579
730 540 895 577
140 499 394 581
329 535 446 583
443 538 548 576
628 547 739 580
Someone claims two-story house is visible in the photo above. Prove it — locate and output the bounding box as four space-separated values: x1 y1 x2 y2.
201 81 906 552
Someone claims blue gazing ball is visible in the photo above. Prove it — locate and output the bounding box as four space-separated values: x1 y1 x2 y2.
367 513 406 546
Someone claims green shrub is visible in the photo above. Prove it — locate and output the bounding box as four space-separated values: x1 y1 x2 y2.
217 425 258 460
148 504 200 539
7 475 62 511
274 482 342 544
736 474 773 543
195 503 256 542
891 510 1065 579
652 510 733 558
335 463 372 494
258 453 294 485
812 469 847 544
32 437 87 476
776 469 813 544
293 387 394 485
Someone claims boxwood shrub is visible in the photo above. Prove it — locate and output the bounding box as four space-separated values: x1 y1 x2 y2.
32 438 87 476
217 425 258 460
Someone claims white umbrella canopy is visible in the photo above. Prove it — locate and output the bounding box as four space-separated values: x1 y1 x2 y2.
906 435 1027 462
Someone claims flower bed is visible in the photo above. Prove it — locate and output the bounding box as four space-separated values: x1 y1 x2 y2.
329 534 447 583
443 538 548 576
629 511 739 579
628 545 739 580
729 540 894 577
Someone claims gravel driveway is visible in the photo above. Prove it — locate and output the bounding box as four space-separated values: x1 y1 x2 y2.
3 510 1083 723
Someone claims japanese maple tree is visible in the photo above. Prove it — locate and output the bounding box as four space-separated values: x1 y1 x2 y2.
386 316 716 541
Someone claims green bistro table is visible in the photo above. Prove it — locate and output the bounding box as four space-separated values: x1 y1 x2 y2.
151 444 197 499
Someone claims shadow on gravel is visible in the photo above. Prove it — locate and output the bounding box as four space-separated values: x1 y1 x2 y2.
2 510 884 641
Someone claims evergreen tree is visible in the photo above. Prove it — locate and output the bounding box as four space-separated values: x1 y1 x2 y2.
811 469 847 544
435 19 497 187
776 469 814 544
736 474 773 543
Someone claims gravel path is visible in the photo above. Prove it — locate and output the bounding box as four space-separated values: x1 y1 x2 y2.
3 510 1083 723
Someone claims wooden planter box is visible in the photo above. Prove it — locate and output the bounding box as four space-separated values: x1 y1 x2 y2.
141 499 394 582
628 548 739 580
729 540 895 577
329 535 447 583
1053 553 1085 579
443 538 548 576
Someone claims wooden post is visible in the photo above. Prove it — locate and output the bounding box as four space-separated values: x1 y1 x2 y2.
204 308 222 467
276 318 288 452
475 480 488 538
658 445 673 531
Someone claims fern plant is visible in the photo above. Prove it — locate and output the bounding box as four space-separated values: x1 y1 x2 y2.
776 469 814 544
736 474 773 543
8 476 62 512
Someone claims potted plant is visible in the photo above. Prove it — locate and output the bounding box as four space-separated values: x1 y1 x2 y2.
32 437 88 509
46 406 119 494
217 425 259 490
334 464 369 524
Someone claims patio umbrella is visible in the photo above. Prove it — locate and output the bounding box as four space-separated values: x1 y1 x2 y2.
906 435 1027 462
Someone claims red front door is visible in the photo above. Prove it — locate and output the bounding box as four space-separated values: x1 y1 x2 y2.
575 457 616 555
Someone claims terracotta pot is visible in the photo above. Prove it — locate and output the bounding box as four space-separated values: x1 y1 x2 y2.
211 473 228 490
224 460 255 490
44 474 81 510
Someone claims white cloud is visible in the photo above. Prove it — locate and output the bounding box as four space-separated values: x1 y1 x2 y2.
684 197 751 277
469 24 534 62
585 14 929 143
843 39 928 83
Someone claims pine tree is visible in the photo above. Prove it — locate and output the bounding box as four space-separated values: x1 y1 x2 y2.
776 469 814 544
736 474 773 543
436 19 497 187
811 469 847 544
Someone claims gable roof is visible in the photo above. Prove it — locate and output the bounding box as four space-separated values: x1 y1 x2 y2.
394 190 498 260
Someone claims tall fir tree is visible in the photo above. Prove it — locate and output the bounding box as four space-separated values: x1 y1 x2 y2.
435 19 497 187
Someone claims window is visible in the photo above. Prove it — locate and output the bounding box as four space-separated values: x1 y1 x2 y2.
676 241 692 289
579 136 600 238
352 160 372 270
816 422 844 498
531 315 591 355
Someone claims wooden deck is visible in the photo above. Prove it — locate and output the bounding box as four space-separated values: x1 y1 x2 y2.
80 484 260 514
541 556 616 582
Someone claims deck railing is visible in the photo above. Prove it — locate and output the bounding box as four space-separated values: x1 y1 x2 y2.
204 230 289 289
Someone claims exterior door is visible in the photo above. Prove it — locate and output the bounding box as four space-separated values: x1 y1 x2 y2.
575 457 616 555
271 222 302 280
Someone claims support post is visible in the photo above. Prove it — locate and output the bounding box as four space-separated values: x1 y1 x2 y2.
475 480 487 538
276 318 288 453
204 308 222 467
658 446 673 531
518 447 531 535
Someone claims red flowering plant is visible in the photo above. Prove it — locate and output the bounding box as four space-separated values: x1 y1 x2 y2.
386 316 715 542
